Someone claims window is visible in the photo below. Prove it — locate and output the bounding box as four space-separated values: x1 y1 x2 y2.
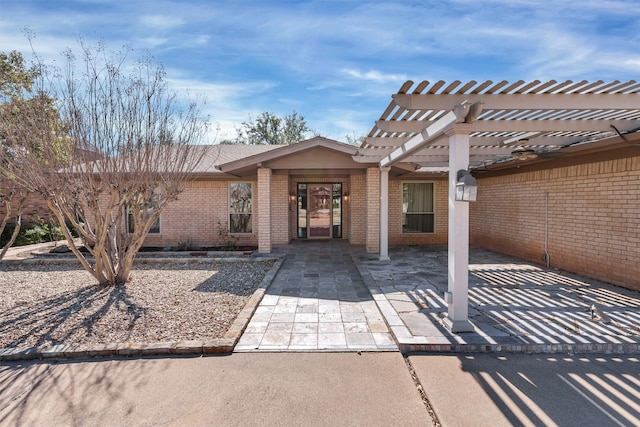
229 182 252 233
127 200 160 234
332 183 342 238
402 182 434 233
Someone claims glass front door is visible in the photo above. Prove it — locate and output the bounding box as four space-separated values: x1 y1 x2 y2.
297 183 342 239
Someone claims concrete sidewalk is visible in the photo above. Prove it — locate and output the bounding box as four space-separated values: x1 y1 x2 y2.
0 353 431 426
410 353 640 426
2 352 638 426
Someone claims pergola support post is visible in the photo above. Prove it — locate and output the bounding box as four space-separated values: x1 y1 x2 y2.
379 166 390 261
443 131 475 333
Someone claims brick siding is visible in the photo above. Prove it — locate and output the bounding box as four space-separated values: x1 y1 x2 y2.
471 156 640 291
349 174 366 245
271 173 289 244
388 178 449 246
257 168 272 253
144 178 259 248
365 168 380 253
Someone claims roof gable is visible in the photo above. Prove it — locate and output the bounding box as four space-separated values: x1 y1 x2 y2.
216 137 360 174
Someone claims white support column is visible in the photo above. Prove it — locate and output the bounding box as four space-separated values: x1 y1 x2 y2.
379 166 391 261
443 131 475 333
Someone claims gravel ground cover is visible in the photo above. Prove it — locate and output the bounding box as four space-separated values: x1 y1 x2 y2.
0 260 275 348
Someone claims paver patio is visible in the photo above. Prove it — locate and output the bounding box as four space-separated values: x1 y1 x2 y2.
355 245 640 354
238 241 640 354
235 241 397 351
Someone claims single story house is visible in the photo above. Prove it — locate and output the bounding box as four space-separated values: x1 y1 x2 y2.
3 80 638 309
145 80 639 298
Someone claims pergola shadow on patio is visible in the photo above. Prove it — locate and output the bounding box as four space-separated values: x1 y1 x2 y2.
357 79 640 333
353 246 640 354
236 240 639 354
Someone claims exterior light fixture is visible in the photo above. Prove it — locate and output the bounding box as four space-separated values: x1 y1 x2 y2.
343 191 349 202
511 148 538 161
455 170 478 202
289 192 296 201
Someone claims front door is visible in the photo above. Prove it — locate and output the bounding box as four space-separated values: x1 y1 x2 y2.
297 183 342 239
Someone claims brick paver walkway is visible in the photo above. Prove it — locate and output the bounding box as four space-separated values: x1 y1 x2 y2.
235 241 397 351
237 241 640 354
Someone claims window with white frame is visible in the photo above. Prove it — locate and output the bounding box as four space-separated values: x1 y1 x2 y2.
229 182 252 233
402 182 435 233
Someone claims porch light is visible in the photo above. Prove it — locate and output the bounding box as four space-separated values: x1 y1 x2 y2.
455 170 478 202
289 192 296 201
343 191 349 202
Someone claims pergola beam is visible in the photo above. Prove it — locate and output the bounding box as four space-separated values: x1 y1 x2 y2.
365 135 578 147
393 93 640 111
359 146 518 156
379 111 460 168
375 119 639 134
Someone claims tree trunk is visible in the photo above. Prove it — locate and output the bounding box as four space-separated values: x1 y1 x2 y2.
0 195 26 261
0 213 21 260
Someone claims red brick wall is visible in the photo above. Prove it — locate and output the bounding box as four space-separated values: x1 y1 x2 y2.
471 156 640 291
0 188 54 224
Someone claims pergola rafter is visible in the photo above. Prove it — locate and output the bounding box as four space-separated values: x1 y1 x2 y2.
357 79 640 334
361 79 640 169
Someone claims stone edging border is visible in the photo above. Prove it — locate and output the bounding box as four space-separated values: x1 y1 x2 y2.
0 255 286 362
2 255 262 266
399 343 640 355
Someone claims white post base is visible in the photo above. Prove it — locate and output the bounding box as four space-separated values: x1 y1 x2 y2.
443 317 475 333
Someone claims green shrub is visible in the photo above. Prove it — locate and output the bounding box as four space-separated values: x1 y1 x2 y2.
0 216 66 247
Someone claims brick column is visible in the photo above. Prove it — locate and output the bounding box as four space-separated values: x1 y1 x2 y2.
379 167 390 260
365 167 380 253
257 167 272 253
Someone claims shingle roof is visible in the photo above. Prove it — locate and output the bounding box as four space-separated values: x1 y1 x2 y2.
193 144 282 174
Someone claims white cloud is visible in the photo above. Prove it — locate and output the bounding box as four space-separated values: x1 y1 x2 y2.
2 0 639 142
140 15 185 30
341 69 407 84
137 37 170 49
165 74 281 142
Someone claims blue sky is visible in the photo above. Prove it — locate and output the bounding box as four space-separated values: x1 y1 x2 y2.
1 0 639 143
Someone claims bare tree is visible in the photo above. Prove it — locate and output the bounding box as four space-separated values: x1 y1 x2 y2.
2 42 209 285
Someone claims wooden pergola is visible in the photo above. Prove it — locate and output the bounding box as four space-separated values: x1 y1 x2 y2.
355 79 640 332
